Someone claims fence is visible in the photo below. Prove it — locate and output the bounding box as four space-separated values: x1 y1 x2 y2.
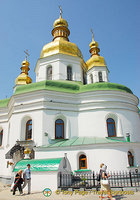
58 170 140 189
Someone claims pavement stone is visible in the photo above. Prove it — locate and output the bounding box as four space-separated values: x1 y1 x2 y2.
0 182 140 200
0 188 140 200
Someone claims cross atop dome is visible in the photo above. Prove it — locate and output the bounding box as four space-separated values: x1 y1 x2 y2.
59 6 63 18
91 28 94 41
24 49 29 61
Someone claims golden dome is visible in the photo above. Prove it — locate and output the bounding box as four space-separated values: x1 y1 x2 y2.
15 56 32 85
53 17 68 28
21 59 29 67
40 38 83 59
86 55 106 70
40 11 83 59
15 73 32 85
24 147 31 155
86 30 106 71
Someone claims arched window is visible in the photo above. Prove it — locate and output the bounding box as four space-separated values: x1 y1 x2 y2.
128 151 134 167
25 120 32 140
67 66 72 81
98 72 103 82
79 154 87 169
0 129 3 146
55 119 64 139
47 66 52 80
90 74 93 83
107 118 116 137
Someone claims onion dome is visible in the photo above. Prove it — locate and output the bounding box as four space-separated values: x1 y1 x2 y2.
40 9 83 59
86 30 106 71
24 147 31 155
15 52 32 85
53 16 68 29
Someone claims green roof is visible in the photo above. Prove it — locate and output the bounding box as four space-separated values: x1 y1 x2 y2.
37 137 126 149
13 158 63 172
0 98 10 108
14 80 133 95
74 169 91 172
0 81 133 108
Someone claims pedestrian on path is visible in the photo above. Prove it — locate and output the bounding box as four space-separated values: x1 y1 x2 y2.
100 164 116 200
22 164 31 194
12 170 23 195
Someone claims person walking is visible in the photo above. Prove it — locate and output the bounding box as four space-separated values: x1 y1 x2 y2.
100 164 115 200
13 170 23 195
22 164 31 194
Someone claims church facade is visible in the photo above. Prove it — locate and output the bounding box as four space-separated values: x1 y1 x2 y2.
0 11 140 187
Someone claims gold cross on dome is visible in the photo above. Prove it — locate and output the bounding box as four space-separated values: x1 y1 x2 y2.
59 6 63 17
24 49 29 61
91 28 94 41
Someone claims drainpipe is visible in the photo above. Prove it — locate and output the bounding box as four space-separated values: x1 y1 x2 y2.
126 133 130 142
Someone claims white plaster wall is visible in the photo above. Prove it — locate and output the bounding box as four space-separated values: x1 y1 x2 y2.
0 121 13 177
42 110 79 144
87 66 109 84
35 144 140 172
35 54 83 82
0 84 139 180
12 171 58 192
0 121 8 148
78 109 140 140
30 172 57 191
7 110 43 147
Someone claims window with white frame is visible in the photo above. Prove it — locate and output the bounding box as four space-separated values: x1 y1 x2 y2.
128 151 134 167
67 66 72 81
90 74 93 83
47 66 52 80
25 120 32 140
55 119 64 139
79 154 87 169
106 118 116 137
98 71 103 82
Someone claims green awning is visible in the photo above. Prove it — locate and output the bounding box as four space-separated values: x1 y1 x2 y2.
13 158 63 172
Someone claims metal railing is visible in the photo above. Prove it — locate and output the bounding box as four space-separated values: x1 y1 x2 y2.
58 170 140 189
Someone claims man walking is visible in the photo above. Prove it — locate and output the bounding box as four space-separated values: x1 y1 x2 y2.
22 164 31 194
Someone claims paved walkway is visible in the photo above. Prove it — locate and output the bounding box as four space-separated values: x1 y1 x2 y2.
0 183 140 200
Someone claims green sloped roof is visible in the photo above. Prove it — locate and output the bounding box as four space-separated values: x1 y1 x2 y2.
0 81 133 108
14 80 133 95
37 137 126 149
0 98 10 108
13 157 63 172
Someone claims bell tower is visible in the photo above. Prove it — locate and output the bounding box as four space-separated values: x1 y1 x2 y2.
86 30 109 84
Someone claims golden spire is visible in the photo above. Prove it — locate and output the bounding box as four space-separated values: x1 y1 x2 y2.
89 29 100 56
15 50 32 85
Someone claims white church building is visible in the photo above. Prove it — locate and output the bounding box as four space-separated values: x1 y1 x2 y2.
0 11 140 191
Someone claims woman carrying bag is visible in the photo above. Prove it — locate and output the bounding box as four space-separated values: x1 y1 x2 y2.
13 170 23 195
100 165 115 200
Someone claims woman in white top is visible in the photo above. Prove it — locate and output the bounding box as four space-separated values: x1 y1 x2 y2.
100 164 115 200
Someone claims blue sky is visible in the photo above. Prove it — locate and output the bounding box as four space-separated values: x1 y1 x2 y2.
0 0 139 102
